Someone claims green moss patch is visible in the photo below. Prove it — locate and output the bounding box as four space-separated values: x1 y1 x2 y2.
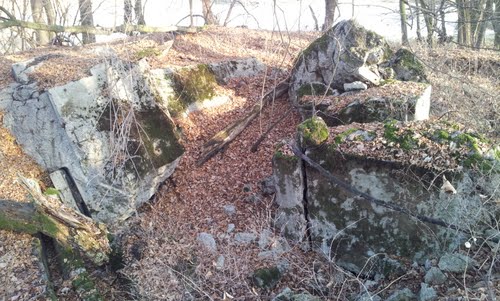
298 117 329 147
168 64 217 115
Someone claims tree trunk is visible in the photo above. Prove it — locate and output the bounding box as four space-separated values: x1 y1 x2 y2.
30 0 49 45
437 0 448 43
189 0 193 26
0 178 110 266
400 0 409 46
322 0 337 31
457 0 473 46
416 0 423 41
419 0 435 47
134 0 145 25
475 0 493 48
202 0 217 25
223 0 238 26
78 0 95 44
124 0 133 25
494 0 500 48
309 5 319 31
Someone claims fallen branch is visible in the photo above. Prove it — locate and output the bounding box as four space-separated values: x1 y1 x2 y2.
250 107 292 152
0 177 111 265
290 144 467 233
196 79 289 166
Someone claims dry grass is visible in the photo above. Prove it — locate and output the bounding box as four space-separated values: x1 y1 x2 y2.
410 43 499 139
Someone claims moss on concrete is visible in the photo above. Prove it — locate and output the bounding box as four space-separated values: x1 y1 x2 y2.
169 64 217 115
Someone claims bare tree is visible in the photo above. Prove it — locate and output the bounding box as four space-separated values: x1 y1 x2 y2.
78 0 95 44
134 0 145 25
400 0 409 46
494 0 500 48
322 0 338 31
124 0 133 25
202 0 217 25
30 0 55 45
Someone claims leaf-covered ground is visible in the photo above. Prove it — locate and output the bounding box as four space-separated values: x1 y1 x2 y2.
0 26 498 300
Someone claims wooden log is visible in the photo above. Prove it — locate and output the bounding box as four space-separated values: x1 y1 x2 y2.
196 79 289 165
0 178 111 266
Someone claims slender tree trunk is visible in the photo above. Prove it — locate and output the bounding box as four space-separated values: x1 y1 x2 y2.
415 0 423 41
78 0 95 44
457 0 473 46
437 0 448 43
419 0 435 47
400 0 409 46
134 0 145 25
223 0 237 26
494 0 500 48
475 0 493 48
189 0 193 26
30 0 49 45
322 0 338 31
309 5 319 31
202 0 217 25
124 0 133 25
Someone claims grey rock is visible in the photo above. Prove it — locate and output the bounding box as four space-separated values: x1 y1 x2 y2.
216 255 225 270
355 292 381 301
223 204 236 216
424 267 447 285
272 154 307 241
290 20 389 104
0 84 16 110
386 288 417 301
344 81 368 91
5 56 184 223
259 176 276 196
234 232 257 245
438 253 477 273
197 233 217 253
227 223 235 233
386 48 428 83
272 287 321 301
258 229 273 249
418 283 437 301
209 58 265 84
244 193 262 203
252 266 282 289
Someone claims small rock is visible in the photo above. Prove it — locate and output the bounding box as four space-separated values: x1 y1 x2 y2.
216 255 225 270
424 267 447 285
259 176 276 196
386 288 417 301
197 232 217 253
223 204 236 216
258 229 272 249
252 266 282 289
243 183 253 192
438 253 476 273
355 292 381 301
244 193 262 203
363 280 379 290
272 287 321 301
418 283 437 301
235 232 257 245
344 81 368 91
227 223 235 233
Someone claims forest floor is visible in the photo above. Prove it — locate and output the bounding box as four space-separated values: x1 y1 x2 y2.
0 26 498 300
